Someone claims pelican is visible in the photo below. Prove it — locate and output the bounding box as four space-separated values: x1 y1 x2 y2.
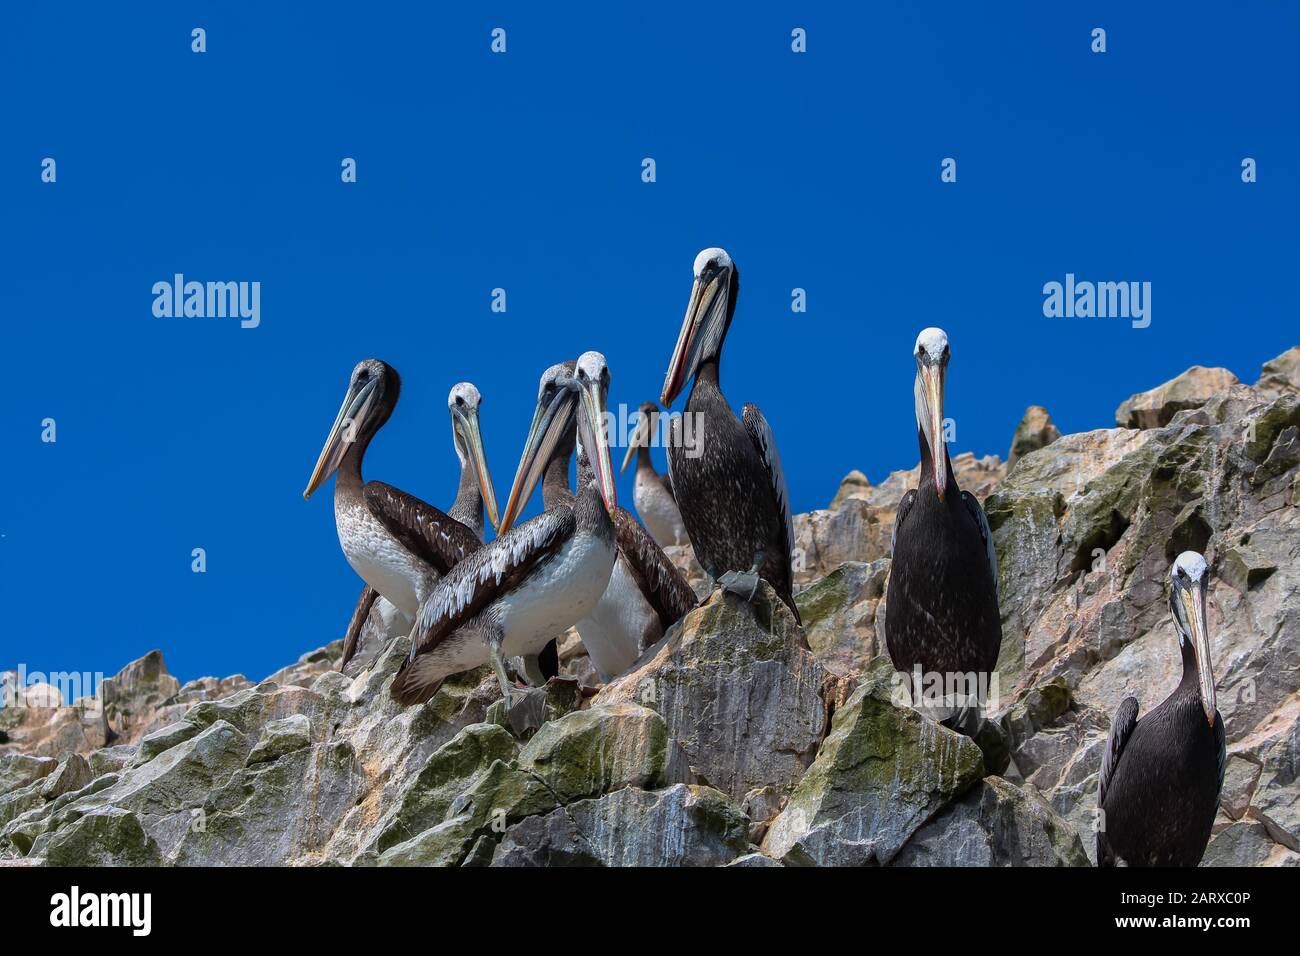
336 382 504 671
504 376 697 681
884 328 1001 721
660 248 800 623
390 352 618 707
303 363 499 672
1097 551 1225 867
620 401 689 548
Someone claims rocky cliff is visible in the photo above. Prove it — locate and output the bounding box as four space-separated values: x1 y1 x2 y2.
3 347 1298 867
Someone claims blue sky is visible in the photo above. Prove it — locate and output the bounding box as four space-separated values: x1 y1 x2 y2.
3 3 1296 687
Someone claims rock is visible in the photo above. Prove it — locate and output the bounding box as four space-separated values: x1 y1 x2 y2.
42 807 164 867
368 723 519 857
762 663 986 866
1256 347 1300 398
517 703 688 803
893 776 1089 866
725 851 784 867
1203 819 1300 867
100 650 182 745
132 720 203 766
246 714 312 765
1007 406 1061 472
795 560 889 679
595 583 830 805
828 470 872 509
1252 716 1300 852
1115 366 1239 429
489 784 751 867
0 754 58 795
1220 755 1262 820
484 676 582 738
39 754 93 800
88 746 135 777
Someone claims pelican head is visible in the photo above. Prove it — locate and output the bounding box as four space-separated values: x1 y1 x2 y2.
621 400 661 473
498 361 577 532
303 359 400 499
1170 551 1217 727
575 351 617 515
913 327 951 501
447 382 500 532
662 247 737 406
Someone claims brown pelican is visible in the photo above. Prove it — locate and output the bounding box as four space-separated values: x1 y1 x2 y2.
390 352 619 707
620 401 689 547
884 328 1001 721
1097 551 1225 867
504 377 697 681
337 383 504 671
303 364 499 672
660 248 800 623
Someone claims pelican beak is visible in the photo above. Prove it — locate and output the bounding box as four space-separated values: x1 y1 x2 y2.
1180 580 1218 726
661 270 723 407
498 388 575 533
578 375 617 513
620 412 649 474
917 362 947 502
303 377 378 499
455 404 500 532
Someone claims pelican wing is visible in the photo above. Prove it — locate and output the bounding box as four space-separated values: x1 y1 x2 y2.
1215 711 1227 795
340 584 379 670
961 490 999 602
364 481 482 576
612 507 698 636
741 404 795 575
1097 696 1140 865
408 505 575 659
892 490 917 555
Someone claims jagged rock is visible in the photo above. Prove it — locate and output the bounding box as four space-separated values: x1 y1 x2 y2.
725 851 784 867
1256 347 1300 398
517 703 688 803
1115 366 1240 429
0 754 58 795
101 650 182 744
829 470 872 508
489 784 751 867
1252 714 1300 852
795 560 889 679
368 722 518 857
1221 755 1262 820
40 754 92 800
132 720 204 767
246 714 312 765
88 746 134 777
894 776 1089 866
762 663 986 866
1203 819 1300 867
596 583 829 805
1007 406 1061 472
42 807 164 867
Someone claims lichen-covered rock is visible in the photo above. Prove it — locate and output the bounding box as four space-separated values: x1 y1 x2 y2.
0 754 58 795
517 703 688 803
100 650 182 744
42 807 164 867
1115 365 1240 429
762 663 986 866
595 583 829 805
893 776 1089 866
795 560 889 679
489 784 750 867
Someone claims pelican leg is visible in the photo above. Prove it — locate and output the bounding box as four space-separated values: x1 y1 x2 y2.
717 550 767 605
490 643 522 710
